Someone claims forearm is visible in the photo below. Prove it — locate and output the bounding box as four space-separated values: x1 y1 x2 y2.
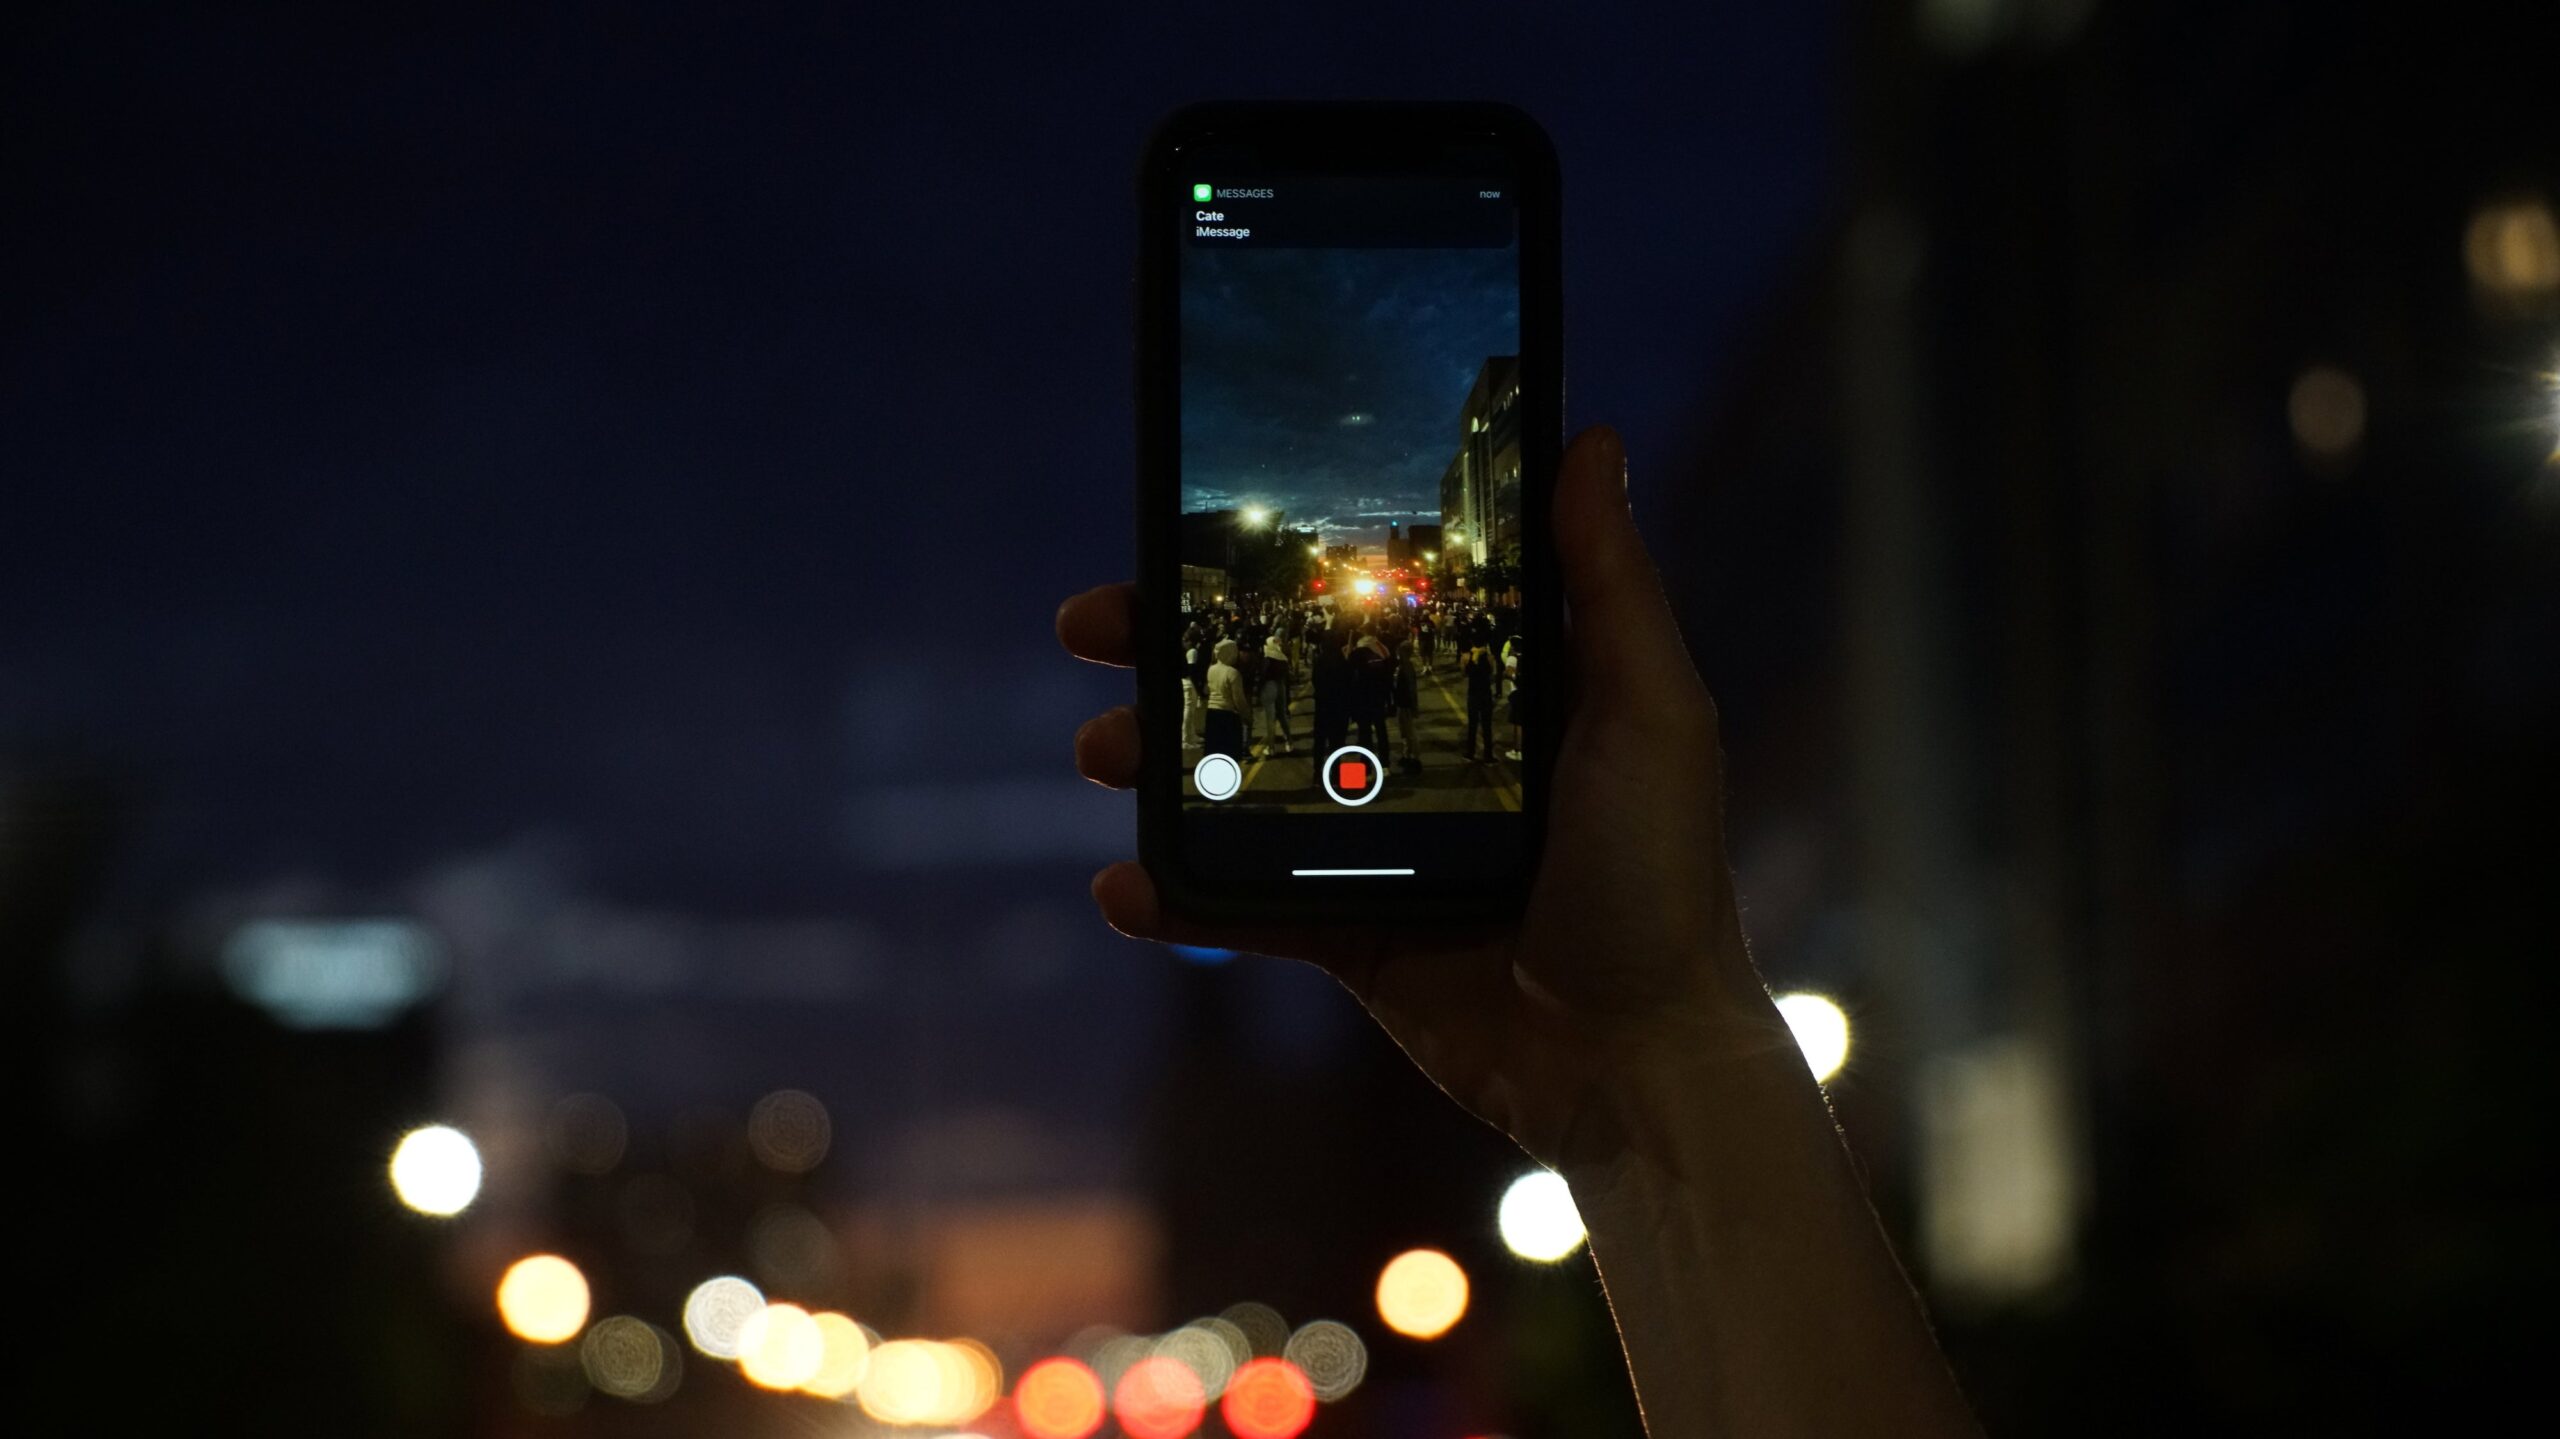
1564 1004 1981 1439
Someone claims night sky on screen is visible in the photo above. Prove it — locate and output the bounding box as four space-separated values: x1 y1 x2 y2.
1181 244 1517 544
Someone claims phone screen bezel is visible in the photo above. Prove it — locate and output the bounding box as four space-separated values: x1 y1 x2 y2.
1135 102 1562 925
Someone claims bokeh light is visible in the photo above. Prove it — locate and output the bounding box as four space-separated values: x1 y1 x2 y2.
1281 1320 1367 1401
747 1088 832 1172
547 1093 628 1175
1154 1322 1239 1398
1375 1248 1469 1339
1220 1301 1288 1357
857 1339 993 1426
496 1254 591 1343
580 1315 682 1402
945 1338 1004 1422
2466 195 2560 302
736 1302 824 1390
2288 365 2367 461
747 1202 841 1290
1015 1357 1107 1439
1498 1169 1588 1261
1113 1355 1207 1439
680 1276 764 1359
389 1124 481 1216
801 1310 871 1399
858 1340 949 1425
1088 1332 1153 1393
1774 992 1852 1081
1220 1358 1317 1439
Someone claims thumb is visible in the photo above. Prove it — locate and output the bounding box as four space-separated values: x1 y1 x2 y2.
1552 425 1694 698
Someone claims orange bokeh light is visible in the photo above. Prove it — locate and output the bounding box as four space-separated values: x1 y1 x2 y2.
1016 1356 1107 1439
1375 1247 1469 1339
1221 1357 1317 1439
1112 1355 1206 1439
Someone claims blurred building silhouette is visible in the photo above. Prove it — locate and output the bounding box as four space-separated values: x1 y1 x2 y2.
1667 0 2557 1427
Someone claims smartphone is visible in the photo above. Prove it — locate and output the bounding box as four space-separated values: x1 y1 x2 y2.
1135 102 1561 924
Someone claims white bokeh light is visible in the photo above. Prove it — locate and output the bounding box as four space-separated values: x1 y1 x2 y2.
1774 992 1852 1082
389 1124 482 1216
681 1276 765 1359
1497 1169 1587 1261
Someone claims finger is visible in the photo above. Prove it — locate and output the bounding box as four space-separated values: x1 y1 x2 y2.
1550 425 1698 699
1056 582 1138 668
1074 706 1140 789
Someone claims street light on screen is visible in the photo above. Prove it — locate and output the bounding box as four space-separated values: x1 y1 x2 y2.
1242 506 1269 526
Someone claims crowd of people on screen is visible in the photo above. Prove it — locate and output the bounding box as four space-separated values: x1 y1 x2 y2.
1180 595 1524 785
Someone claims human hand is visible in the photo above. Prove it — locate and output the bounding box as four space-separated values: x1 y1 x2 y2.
1056 425 1795 1174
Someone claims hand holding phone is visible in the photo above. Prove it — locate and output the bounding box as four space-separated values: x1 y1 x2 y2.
1063 423 1751 1172
1061 425 1983 1439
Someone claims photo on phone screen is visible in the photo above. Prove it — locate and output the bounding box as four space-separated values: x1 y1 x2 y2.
1174 175 1524 817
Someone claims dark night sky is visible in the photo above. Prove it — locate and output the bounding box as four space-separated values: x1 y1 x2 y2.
3 0 1839 1320
2 5 1834 910
1181 244 1517 545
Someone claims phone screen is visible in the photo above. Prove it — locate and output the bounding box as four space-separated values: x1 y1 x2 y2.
1174 165 1526 849
1140 112 1554 916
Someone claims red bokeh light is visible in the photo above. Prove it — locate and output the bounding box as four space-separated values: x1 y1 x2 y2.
1220 1358 1317 1439
1016 1357 1107 1439
1112 1356 1207 1439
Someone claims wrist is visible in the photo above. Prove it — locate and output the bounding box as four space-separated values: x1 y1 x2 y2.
1551 985 1826 1200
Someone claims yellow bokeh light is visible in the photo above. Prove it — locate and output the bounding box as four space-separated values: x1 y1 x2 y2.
1374 1249 1468 1339
943 1338 1003 1422
389 1124 481 1216
800 1311 871 1399
496 1254 591 1344
2466 197 2560 300
736 1302 824 1390
1774 992 1852 1082
2287 365 2367 461
857 1340 947 1424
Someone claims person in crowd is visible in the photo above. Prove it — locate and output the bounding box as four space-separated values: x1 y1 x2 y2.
1309 617 1350 761
1203 637 1247 761
1503 633 1526 763
1259 631 1294 757
1460 622 1499 761
1349 621 1393 754
1181 624 1206 751
1392 636 1422 773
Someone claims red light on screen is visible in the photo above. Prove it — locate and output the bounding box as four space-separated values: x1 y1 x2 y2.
1338 760 1369 791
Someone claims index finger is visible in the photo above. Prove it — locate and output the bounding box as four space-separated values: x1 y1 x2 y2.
1055 582 1137 667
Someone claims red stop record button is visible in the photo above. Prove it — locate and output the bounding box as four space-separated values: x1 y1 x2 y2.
1321 745 1386 807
